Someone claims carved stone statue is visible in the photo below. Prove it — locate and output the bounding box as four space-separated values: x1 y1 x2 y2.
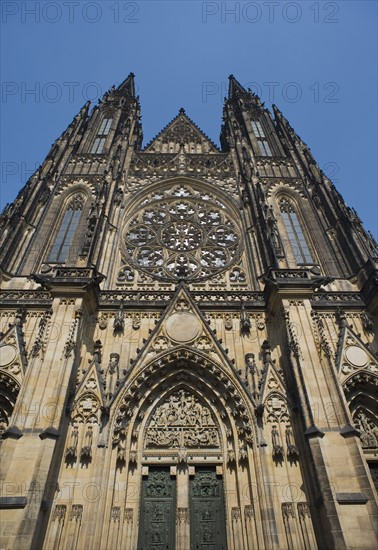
285 425 299 458
81 426 93 459
240 302 251 334
65 426 79 458
113 303 125 333
355 411 378 449
271 425 284 458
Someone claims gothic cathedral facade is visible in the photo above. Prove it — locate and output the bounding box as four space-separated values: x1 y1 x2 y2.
0 74 377 550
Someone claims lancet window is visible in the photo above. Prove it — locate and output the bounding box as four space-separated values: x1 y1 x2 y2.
251 120 272 157
90 117 113 153
48 195 85 263
279 197 314 264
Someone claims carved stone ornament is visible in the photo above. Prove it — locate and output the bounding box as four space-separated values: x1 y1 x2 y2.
244 505 254 520
124 508 133 523
53 504 66 522
266 394 289 423
231 507 241 522
224 315 233 330
354 409 378 450
297 502 310 519
144 389 220 449
177 508 189 524
282 502 295 520
70 504 83 521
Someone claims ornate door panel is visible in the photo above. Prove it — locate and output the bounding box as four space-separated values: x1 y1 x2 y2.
189 468 227 550
137 467 176 550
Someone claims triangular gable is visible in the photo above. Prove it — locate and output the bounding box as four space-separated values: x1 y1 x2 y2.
143 109 220 153
335 324 378 381
0 321 28 386
259 360 287 407
74 359 105 404
111 284 239 404
70 357 105 424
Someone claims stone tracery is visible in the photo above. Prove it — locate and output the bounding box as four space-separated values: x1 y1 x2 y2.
122 184 242 281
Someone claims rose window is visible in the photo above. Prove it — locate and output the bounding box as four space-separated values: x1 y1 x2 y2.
161 222 203 251
122 185 242 281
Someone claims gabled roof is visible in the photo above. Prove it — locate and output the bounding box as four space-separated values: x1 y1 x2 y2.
143 108 220 152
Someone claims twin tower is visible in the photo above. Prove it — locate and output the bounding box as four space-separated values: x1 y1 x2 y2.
0 73 377 549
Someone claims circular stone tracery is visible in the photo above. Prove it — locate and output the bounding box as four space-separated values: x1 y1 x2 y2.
161 222 203 251
122 184 242 281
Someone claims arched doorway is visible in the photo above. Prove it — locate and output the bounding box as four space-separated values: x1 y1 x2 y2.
111 349 256 550
136 386 227 550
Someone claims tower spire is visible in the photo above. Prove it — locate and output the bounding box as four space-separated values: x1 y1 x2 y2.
228 74 247 99
116 72 136 97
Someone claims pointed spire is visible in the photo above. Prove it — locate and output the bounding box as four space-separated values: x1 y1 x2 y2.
272 104 283 118
55 100 90 144
273 103 305 145
117 72 136 97
228 74 247 99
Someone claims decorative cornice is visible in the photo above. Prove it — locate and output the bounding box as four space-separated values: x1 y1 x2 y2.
0 290 53 305
311 292 364 308
99 290 265 307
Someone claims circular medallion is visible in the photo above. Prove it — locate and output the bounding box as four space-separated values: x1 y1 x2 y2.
165 312 201 343
345 346 368 368
0 345 17 367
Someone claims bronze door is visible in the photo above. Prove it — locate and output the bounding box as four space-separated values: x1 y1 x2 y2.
189 467 227 550
137 467 176 550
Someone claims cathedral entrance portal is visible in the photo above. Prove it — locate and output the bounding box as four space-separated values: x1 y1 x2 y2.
136 385 228 549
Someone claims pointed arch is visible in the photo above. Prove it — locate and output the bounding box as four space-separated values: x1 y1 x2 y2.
343 371 378 452
111 347 256 462
343 371 378 413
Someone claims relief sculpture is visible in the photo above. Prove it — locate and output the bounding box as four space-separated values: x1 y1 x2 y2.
145 390 220 448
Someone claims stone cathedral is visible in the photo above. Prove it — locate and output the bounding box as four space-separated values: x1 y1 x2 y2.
0 73 377 550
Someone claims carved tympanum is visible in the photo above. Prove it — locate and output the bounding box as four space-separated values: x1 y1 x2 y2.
145 390 220 449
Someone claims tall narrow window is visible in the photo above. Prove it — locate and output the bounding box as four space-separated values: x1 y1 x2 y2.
251 119 272 157
90 117 112 153
48 195 84 263
279 198 314 264
90 137 106 154
98 117 112 136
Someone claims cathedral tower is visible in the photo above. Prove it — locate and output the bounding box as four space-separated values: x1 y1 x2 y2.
0 74 377 550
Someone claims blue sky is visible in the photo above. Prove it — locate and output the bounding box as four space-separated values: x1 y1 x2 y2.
1 1 377 237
